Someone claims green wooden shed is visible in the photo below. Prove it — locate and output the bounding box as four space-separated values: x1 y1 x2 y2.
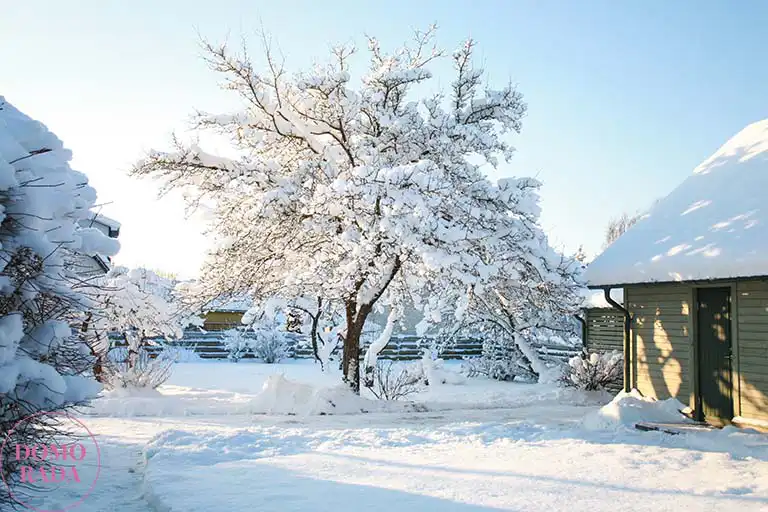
584 119 768 428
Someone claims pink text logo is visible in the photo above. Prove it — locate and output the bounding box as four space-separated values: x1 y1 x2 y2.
1 411 100 512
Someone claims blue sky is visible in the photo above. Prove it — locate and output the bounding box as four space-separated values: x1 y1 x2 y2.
3 1 767 277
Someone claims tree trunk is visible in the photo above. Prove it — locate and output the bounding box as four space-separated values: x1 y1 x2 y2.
81 312 105 384
309 298 323 370
341 258 401 394
363 309 397 388
309 315 322 370
342 319 363 394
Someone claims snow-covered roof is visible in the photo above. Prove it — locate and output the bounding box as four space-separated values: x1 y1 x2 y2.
208 297 252 312
585 119 768 287
80 212 121 236
93 213 121 230
581 288 624 308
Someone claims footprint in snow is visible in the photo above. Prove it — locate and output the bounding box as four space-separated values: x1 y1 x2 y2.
721 486 753 495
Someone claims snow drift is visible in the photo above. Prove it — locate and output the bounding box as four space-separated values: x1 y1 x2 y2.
582 389 692 431
251 374 396 415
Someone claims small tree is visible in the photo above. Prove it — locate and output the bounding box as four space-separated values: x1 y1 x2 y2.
0 97 119 505
91 267 201 389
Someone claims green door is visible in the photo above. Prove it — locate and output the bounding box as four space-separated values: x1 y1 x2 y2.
696 287 734 422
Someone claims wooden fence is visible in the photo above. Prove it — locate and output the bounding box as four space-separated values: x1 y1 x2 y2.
112 331 579 363
584 308 624 354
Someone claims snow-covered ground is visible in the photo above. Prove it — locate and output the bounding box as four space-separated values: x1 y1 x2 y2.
25 360 768 511
87 360 604 417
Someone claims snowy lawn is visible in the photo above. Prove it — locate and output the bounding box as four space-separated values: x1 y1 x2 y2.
51 360 768 511
87 360 605 417
143 419 768 512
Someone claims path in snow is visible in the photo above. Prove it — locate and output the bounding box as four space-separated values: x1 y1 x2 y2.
22 420 163 512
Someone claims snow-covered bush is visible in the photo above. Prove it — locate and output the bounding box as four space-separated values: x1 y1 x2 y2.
158 344 202 363
223 328 252 362
422 356 466 386
457 326 537 382
223 326 289 363
0 98 119 505
369 360 425 401
462 355 537 382
250 328 289 364
560 350 623 391
103 346 174 390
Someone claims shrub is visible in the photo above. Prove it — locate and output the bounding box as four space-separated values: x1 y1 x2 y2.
369 360 425 400
158 344 202 363
560 350 623 391
223 329 252 362
103 346 174 390
250 328 289 364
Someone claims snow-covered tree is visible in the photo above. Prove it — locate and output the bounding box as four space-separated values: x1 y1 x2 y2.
131 28 560 393
0 97 119 504
89 266 201 388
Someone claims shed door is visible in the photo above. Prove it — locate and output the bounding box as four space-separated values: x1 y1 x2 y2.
696 287 734 422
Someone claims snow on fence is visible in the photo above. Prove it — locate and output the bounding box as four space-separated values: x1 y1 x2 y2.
110 331 579 363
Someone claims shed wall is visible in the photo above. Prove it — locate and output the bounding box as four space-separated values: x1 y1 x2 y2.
625 284 694 408
735 280 768 422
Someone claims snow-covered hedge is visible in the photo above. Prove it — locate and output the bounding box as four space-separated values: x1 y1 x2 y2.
560 350 623 391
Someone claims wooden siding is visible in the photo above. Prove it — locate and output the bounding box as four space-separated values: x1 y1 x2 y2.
735 280 768 422
584 308 623 353
626 284 693 408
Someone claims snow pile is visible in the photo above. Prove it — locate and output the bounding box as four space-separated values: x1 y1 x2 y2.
583 389 692 431
424 358 467 386
251 374 396 415
585 118 768 286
